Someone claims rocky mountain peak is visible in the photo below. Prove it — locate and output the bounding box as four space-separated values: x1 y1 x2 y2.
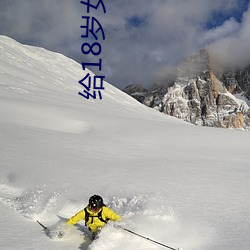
123 49 250 130
177 49 210 78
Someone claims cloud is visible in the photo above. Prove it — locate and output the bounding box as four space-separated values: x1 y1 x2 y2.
200 18 240 45
209 4 250 68
0 0 249 89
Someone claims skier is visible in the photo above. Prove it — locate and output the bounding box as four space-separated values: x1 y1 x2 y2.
66 194 122 239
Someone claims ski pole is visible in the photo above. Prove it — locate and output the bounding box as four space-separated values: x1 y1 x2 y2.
37 220 48 231
122 227 180 250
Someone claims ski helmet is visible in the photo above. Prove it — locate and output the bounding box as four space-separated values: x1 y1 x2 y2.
89 195 104 210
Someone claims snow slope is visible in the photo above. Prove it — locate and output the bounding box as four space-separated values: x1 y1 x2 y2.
0 36 250 250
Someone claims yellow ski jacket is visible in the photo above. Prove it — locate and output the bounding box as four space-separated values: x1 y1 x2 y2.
67 206 121 233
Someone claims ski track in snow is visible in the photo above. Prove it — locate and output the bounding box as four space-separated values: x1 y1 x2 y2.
0 98 91 134
0 180 211 250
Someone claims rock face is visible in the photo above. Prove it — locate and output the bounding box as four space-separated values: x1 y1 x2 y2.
124 49 250 130
123 84 147 103
218 66 250 100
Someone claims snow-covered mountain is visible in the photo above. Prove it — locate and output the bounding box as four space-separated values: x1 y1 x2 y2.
124 49 250 130
1 36 250 250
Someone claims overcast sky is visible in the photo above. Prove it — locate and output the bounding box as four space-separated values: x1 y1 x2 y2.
0 0 249 89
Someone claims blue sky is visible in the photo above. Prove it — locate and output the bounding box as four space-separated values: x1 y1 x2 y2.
0 0 249 89
206 0 249 28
